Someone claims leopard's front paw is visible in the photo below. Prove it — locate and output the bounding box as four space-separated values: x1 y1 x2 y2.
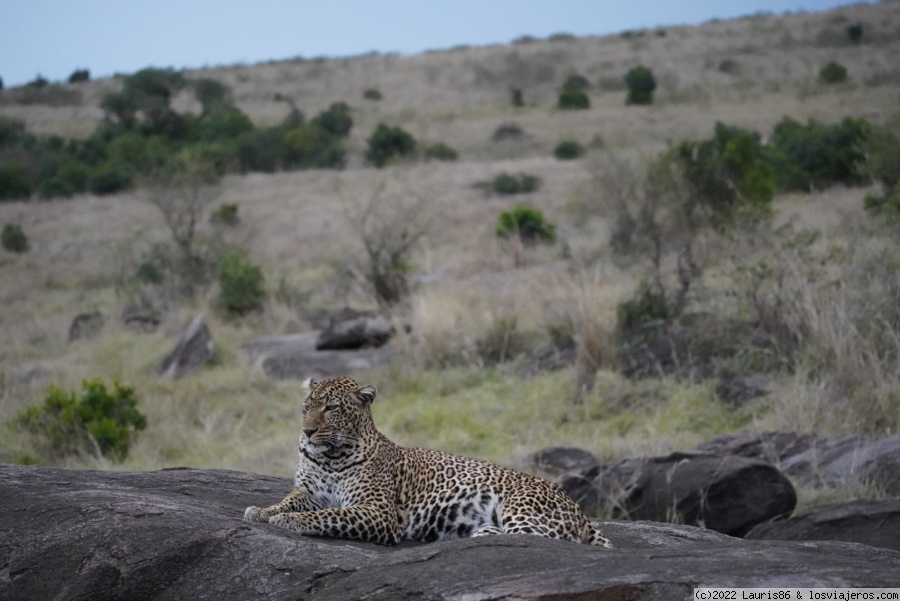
243 506 268 523
268 513 298 532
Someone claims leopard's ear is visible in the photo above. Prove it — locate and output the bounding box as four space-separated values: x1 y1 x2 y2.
303 377 317 391
355 384 377 405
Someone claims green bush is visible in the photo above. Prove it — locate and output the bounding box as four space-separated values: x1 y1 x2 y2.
88 159 134 195
672 122 775 223
311 102 353 138
363 88 383 101
553 140 585 160
819 61 848 84
217 248 266 315
2 223 29 253
423 142 458 162
845 23 863 44
624 65 657 105
562 74 590 91
0 116 27 147
68 69 90 84
557 88 590 110
0 164 32 201
210 203 239 226
770 116 871 190
496 205 556 245
491 172 541 195
509 87 524 107
15 379 147 462
193 78 233 115
365 123 416 167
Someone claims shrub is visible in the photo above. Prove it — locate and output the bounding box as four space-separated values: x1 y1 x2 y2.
423 142 458 162
509 87 524 107
68 69 90 84
15 379 147 462
38 159 91 199
819 61 848 84
845 23 863 44
365 123 416 167
363 88 383 101
496 205 556 245
217 248 266 315
2 223 29 253
616 280 670 340
193 78 233 115
557 88 590 110
0 164 32 200
27 75 48 88
210 203 239 226
562 74 590 91
491 172 541 195
0 116 26 146
553 140 585 160
88 159 134 195
770 116 871 189
672 122 776 223
491 122 525 142
283 123 346 169
311 102 353 138
718 59 740 75
625 65 657 105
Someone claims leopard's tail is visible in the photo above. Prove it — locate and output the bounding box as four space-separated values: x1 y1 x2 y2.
582 520 614 548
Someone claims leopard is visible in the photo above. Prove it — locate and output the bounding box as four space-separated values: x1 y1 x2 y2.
243 376 612 548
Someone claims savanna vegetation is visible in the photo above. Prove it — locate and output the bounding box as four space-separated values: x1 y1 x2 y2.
1 3 899 513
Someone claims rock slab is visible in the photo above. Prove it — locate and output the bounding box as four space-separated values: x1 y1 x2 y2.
156 314 216 379
2 464 898 601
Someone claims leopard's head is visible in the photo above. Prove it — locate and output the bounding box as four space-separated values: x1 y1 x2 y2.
300 376 377 457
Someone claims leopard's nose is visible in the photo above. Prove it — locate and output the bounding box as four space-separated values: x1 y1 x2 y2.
303 428 316 439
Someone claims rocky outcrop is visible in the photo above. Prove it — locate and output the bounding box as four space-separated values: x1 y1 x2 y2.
315 308 394 351
241 331 396 380
558 452 797 537
2 464 897 601
156 314 216 379
745 499 900 552
68 311 105 342
697 432 900 494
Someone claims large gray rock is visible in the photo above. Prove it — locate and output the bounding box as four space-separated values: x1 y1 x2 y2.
156 314 216 379
68 311 105 342
560 452 797 537
241 331 396 380
745 499 900 552
315 308 394 351
697 432 900 495
2 464 897 601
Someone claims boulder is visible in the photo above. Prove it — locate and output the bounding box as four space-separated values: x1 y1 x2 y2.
68 311 105 341
315 308 394 350
697 432 900 494
156 314 216 380
122 309 161 333
560 452 796 537
1 464 897 601
746 499 900 552
241 331 396 380
528 446 599 479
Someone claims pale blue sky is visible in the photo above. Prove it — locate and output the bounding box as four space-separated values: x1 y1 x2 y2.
0 1 872 87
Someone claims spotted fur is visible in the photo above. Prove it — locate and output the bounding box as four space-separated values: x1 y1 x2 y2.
244 376 612 548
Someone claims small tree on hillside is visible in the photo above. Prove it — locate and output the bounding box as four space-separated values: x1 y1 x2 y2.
142 151 223 291
345 183 431 305
624 65 657 105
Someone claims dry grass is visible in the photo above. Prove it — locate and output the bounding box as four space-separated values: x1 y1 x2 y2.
1 2 899 514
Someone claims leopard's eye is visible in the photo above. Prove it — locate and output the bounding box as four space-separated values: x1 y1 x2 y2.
324 404 339 413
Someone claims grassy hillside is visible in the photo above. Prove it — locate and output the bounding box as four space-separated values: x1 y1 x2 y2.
1 1 899 512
